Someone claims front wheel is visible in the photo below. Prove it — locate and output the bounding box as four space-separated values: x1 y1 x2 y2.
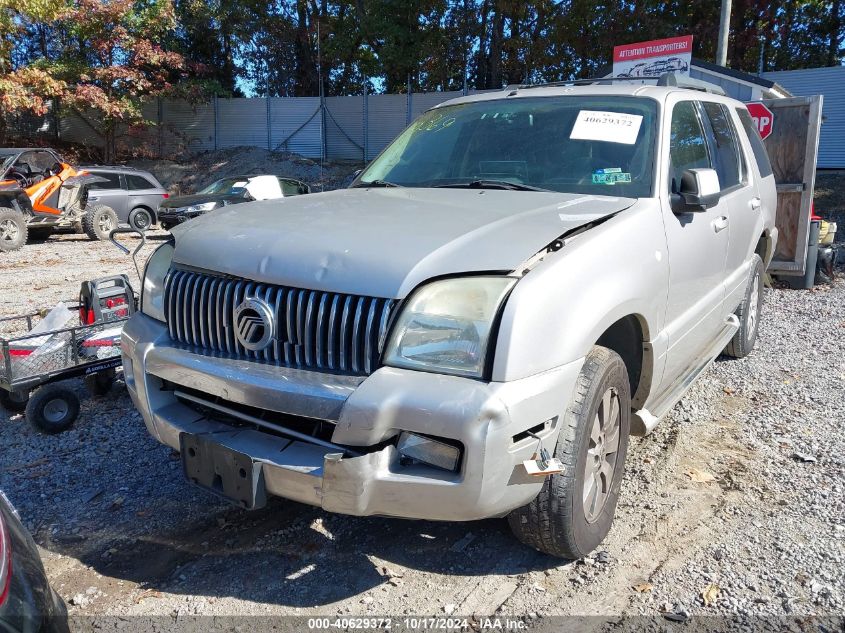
724 254 764 359
508 346 631 559
25 384 80 434
0 207 28 253
82 204 119 241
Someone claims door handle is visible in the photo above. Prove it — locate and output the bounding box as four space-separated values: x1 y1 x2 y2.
713 216 729 233
750 197 762 210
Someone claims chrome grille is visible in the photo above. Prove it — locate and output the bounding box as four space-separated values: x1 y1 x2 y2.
164 269 395 375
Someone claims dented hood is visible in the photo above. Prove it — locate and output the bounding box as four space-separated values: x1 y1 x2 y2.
170 188 635 298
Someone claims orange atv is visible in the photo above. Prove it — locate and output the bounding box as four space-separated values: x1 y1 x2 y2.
0 147 119 252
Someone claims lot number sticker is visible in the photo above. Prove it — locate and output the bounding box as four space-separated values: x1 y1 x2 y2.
570 110 643 145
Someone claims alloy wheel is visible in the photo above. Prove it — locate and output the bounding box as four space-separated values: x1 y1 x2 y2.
582 387 621 523
98 213 114 234
0 219 19 242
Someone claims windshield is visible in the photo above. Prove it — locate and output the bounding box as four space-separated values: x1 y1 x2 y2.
0 152 18 175
199 178 250 195
359 96 658 197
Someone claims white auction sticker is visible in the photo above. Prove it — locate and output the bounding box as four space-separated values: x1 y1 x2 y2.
570 110 643 145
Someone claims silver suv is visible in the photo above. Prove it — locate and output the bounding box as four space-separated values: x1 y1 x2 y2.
82 166 168 231
122 82 777 558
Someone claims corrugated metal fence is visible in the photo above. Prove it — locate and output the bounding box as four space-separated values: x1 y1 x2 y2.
52 90 472 162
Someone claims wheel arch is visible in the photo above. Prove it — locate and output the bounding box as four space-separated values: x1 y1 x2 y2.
594 313 652 410
756 230 775 267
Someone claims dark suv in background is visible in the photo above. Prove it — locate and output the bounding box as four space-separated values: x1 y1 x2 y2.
82 166 168 231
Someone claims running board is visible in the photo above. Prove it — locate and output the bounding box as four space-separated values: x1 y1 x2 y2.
632 314 740 435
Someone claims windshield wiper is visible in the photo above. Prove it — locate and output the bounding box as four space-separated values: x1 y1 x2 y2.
352 179 403 188
434 180 549 192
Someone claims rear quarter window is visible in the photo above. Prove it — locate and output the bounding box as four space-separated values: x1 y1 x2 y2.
126 174 156 190
736 108 774 178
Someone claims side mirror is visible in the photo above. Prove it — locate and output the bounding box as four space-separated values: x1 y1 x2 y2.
671 168 721 213
48 162 63 177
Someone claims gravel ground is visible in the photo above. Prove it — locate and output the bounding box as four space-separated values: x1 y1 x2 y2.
0 177 843 628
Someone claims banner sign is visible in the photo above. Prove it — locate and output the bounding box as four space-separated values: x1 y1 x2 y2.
613 35 693 79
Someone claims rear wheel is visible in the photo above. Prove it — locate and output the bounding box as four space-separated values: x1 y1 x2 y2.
724 255 764 359
0 389 29 412
0 207 28 252
129 207 153 232
82 204 118 241
25 384 80 434
508 346 630 559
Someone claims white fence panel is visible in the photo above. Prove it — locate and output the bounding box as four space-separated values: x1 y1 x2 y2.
217 98 268 149
161 100 214 154
271 97 322 158
366 93 406 160
326 96 364 161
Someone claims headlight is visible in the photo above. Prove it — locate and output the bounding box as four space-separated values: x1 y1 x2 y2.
384 276 515 378
186 201 217 213
141 241 174 322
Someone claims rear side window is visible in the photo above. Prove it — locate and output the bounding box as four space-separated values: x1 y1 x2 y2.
736 108 774 178
126 174 155 190
668 101 710 194
88 172 121 190
702 102 745 190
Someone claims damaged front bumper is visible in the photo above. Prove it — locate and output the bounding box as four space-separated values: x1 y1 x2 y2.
121 313 583 521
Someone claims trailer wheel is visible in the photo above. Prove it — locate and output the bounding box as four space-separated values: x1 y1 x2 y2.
0 207 28 253
25 384 80 434
81 204 119 241
0 389 29 412
84 368 115 396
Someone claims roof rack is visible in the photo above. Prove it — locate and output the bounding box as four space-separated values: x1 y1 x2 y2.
510 72 726 96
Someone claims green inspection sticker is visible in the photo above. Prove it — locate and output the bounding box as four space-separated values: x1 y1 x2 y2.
592 169 631 185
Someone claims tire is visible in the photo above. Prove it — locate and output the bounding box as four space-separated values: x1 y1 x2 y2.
724 255 764 359
25 384 80 434
160 221 173 232
81 204 119 241
0 389 29 412
84 368 115 396
0 207 28 253
27 227 53 243
128 207 153 232
508 346 631 559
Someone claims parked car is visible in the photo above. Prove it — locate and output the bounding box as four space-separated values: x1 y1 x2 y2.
157 175 310 230
122 81 777 559
0 148 117 250
0 491 68 632
81 166 168 232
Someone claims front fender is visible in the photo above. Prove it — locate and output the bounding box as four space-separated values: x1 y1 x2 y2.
492 200 668 382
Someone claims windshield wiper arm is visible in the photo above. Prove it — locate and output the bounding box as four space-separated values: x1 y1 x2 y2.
352 179 403 188
434 180 549 192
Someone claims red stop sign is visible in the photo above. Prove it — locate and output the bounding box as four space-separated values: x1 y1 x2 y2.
747 103 774 140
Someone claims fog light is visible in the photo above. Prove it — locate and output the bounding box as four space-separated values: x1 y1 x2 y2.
397 432 461 472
